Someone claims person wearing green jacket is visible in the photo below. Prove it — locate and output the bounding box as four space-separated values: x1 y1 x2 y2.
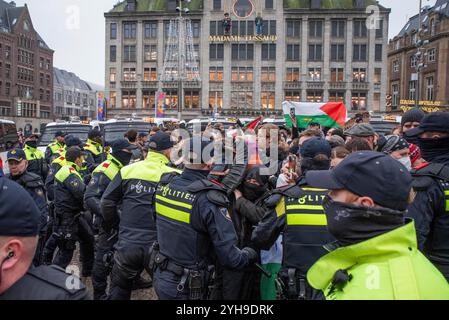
305 151 449 300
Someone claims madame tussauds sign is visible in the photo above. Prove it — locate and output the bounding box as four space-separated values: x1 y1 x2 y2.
209 35 277 42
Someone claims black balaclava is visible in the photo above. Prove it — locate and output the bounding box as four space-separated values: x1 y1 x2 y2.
112 150 133 166
418 136 449 164
323 196 405 247
241 166 269 202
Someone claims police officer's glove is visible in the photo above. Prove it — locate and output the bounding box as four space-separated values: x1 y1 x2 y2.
242 247 259 265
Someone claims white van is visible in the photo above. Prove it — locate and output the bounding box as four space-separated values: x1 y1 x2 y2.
0 119 20 175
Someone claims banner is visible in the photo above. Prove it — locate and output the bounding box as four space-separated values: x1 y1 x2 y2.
97 92 106 121
156 91 166 118
283 101 347 129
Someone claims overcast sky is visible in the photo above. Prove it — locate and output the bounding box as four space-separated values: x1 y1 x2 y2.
13 0 436 86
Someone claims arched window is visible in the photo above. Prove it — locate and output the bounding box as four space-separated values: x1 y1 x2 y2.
430 19 435 36
233 0 254 18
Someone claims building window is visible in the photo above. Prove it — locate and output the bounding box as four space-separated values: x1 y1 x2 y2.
184 90 200 109
261 67 276 82
233 0 255 19
144 45 157 61
110 23 117 39
231 67 253 82
209 67 223 81
123 45 136 62
426 76 434 100
375 44 383 62
210 44 224 60
144 21 158 38
330 44 345 61
231 91 253 109
410 55 417 68
374 68 382 84
331 20 345 38
123 22 137 39
286 20 301 38
231 44 254 61
329 91 345 102
262 44 276 60
143 68 157 81
110 46 117 62
261 20 276 36
213 0 221 10
286 44 300 61
353 44 367 61
232 21 255 36
307 90 323 102
110 68 116 83
430 19 436 36
285 91 301 102
353 68 366 82
122 90 136 109
123 68 136 81
352 92 367 110
409 81 417 100
164 90 178 109
330 68 344 82
5 82 10 95
210 21 224 36
142 90 156 109
309 20 323 38
308 68 322 82
376 20 384 39
265 0 274 9
192 21 201 38
308 44 322 61
209 91 223 110
261 91 275 109
393 60 399 73
354 19 367 38
428 48 436 62
286 68 300 82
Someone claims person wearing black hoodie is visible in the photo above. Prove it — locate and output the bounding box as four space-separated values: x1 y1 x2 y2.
405 112 449 281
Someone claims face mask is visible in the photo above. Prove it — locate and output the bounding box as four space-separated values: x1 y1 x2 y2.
242 182 266 202
323 196 405 247
113 151 133 166
25 141 37 149
418 137 449 163
397 156 412 171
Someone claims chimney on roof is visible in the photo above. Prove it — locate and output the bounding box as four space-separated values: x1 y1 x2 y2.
9 1 16 7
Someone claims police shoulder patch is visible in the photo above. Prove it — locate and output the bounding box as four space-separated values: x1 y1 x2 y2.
219 207 232 221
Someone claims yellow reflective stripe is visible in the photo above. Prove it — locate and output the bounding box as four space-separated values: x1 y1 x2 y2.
287 214 327 226
302 188 328 192
155 195 192 210
276 197 286 217
156 203 190 224
286 204 324 211
444 190 449 196
446 200 449 212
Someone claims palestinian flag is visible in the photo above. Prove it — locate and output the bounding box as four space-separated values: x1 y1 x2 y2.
283 101 347 129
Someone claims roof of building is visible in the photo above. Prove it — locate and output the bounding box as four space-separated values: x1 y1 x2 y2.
53 67 93 92
110 0 203 13
284 0 382 9
0 0 51 50
396 0 449 38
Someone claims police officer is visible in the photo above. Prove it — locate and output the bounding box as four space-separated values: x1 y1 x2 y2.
23 134 48 179
305 152 449 300
42 147 94 278
6 149 48 267
85 139 136 300
45 131 66 164
152 137 258 300
101 132 181 300
0 177 89 300
405 112 449 281
252 137 334 300
84 128 106 169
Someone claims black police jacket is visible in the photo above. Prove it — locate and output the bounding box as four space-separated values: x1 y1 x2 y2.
252 180 334 276
0 265 90 300
53 164 86 219
407 161 449 265
8 171 49 234
154 169 250 270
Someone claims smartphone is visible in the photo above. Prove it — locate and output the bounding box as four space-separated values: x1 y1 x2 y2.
288 155 297 173
290 108 296 117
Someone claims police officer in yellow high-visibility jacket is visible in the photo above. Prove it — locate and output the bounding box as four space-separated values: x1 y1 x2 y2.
101 132 181 300
83 129 105 171
45 131 66 164
252 137 334 300
23 134 48 179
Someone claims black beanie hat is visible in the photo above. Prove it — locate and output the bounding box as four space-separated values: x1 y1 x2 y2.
401 108 425 127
